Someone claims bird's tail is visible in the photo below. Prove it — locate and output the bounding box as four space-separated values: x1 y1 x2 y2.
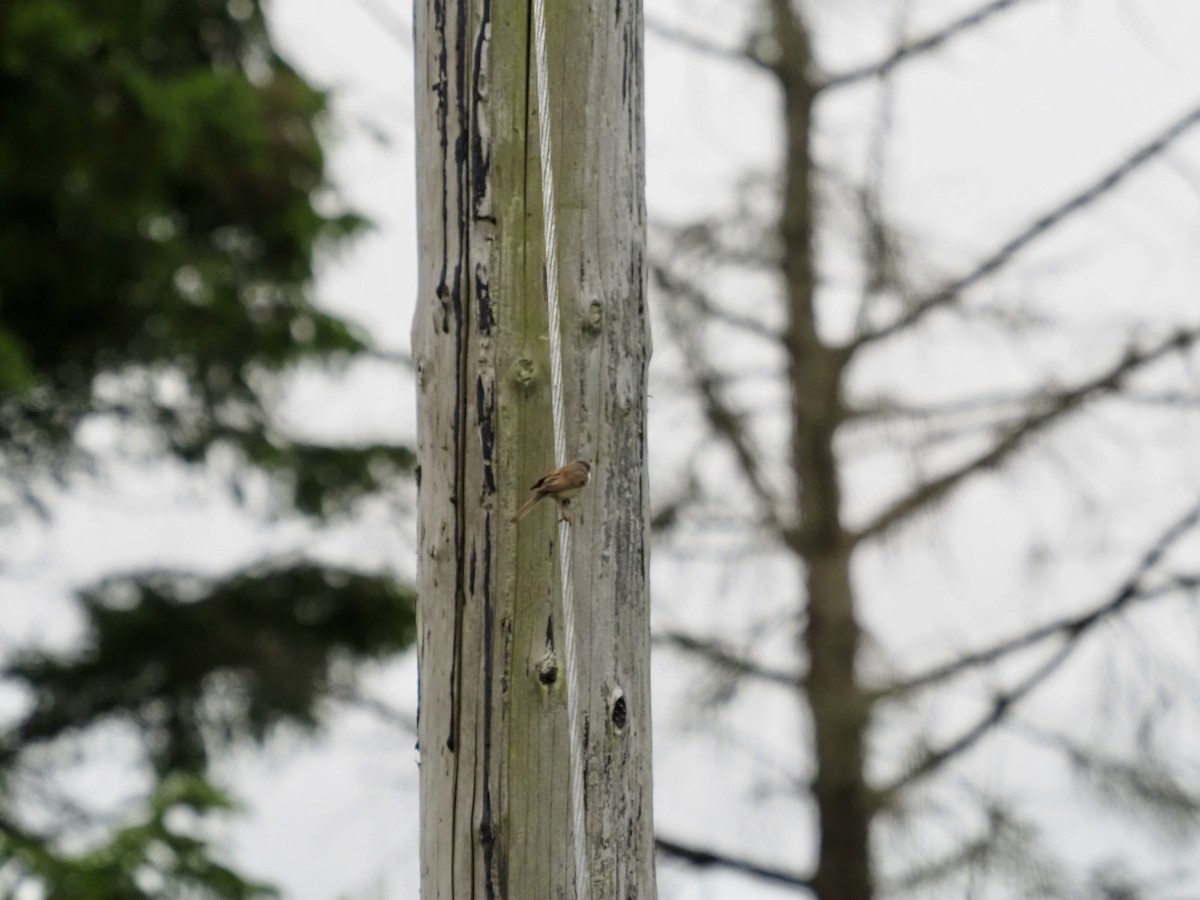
510 494 543 523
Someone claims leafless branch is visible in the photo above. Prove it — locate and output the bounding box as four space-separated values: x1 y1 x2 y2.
885 640 1074 795
654 630 798 688
653 269 788 535
850 390 1038 422
846 391 1048 459
878 501 1200 793
652 178 783 272
651 262 781 343
848 0 911 339
694 375 785 532
330 685 417 733
848 396 1030 455
650 494 690 535
1119 388 1200 409
368 347 415 369
852 103 1200 350
881 799 1061 895
821 0 1046 93
885 827 995 893
645 17 769 69
1019 723 1200 832
849 384 1200 452
656 835 812 890
854 326 1200 543
881 575 1200 698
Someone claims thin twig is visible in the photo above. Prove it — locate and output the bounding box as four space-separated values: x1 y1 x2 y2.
654 630 798 688
880 576 1200 700
651 262 781 343
850 390 1045 422
852 0 908 337
656 835 812 889
331 686 418 733
654 267 788 535
821 0 1046 93
854 327 1200 543
879 502 1200 793
368 347 415 369
851 104 1200 350
884 641 1075 795
645 18 769 69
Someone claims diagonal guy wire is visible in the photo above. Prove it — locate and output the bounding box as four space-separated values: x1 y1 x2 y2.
531 2 589 899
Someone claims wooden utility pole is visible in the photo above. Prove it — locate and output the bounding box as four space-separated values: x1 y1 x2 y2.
412 1 654 898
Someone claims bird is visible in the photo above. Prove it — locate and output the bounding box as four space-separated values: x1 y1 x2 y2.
510 459 592 524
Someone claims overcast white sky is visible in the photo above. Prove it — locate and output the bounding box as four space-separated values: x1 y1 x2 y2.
8 1 1200 898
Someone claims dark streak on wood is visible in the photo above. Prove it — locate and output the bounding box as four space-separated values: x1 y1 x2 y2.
480 515 501 900
434 0 451 336
469 543 477 595
620 19 629 104
471 0 493 216
477 374 496 494
476 261 494 335
501 615 513 696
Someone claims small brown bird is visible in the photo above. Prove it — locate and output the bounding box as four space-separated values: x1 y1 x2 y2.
510 459 592 524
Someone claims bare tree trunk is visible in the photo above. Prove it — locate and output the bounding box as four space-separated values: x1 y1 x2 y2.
413 2 654 899
771 3 872 898
646 3 1200 897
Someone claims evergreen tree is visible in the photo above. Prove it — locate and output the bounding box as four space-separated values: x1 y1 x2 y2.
0 2 415 895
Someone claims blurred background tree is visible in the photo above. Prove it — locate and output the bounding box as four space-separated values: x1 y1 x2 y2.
0 1 415 895
645 2 1200 898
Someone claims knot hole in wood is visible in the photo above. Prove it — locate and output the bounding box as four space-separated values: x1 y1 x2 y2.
609 686 627 733
536 650 559 686
511 357 537 392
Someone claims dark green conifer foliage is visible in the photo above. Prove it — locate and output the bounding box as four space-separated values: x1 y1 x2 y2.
0 2 414 894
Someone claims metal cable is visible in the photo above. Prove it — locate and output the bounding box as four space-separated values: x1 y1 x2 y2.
531 2 589 898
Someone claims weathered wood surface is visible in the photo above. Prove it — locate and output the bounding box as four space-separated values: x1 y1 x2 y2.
413 1 654 897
